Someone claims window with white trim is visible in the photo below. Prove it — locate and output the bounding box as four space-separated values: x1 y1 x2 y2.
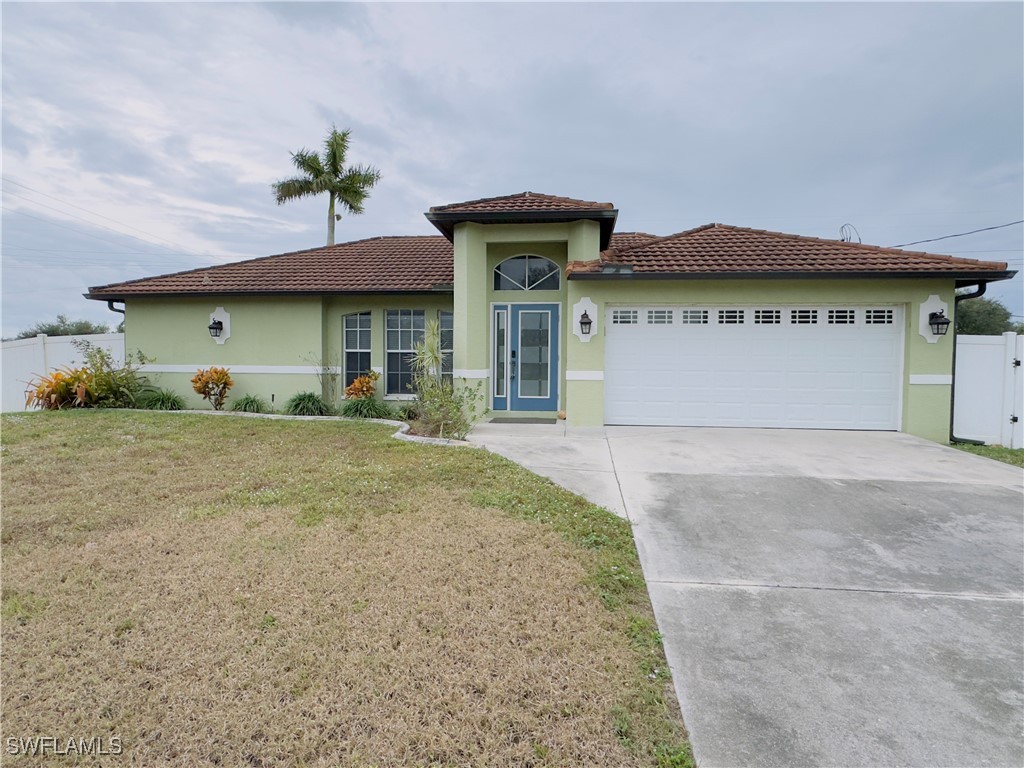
493 255 560 291
440 311 454 383
865 309 894 325
386 309 425 395
343 312 371 387
828 309 856 325
754 309 781 325
612 309 638 325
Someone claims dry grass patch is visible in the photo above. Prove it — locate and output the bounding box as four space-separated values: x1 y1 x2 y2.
1 411 690 766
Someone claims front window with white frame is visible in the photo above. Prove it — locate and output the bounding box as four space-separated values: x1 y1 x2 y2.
343 312 371 387
385 309 425 395
439 311 453 383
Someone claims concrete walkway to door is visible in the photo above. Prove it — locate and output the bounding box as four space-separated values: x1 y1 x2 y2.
467 423 1024 768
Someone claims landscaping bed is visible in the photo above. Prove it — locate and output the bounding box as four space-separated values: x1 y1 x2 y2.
0 411 691 767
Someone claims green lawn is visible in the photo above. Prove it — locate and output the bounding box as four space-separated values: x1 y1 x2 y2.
1 411 691 767
953 442 1024 468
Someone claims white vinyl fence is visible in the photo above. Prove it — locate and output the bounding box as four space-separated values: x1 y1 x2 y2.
3 332 1022 448
953 333 1023 449
1 333 125 413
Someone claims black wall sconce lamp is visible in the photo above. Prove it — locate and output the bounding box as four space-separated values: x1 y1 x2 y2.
928 310 951 337
579 311 593 336
208 319 224 338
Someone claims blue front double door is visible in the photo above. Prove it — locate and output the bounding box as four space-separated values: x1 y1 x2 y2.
491 303 560 413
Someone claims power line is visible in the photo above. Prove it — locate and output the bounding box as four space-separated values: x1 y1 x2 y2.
890 220 1024 248
945 249 1023 254
3 208 172 252
2 177 203 256
3 188 196 257
4 245 198 257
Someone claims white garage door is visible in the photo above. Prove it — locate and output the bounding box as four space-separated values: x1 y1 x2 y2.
604 305 903 430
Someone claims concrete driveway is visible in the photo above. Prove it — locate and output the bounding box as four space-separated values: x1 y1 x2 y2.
468 424 1024 767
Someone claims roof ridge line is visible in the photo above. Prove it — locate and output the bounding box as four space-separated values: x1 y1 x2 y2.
429 191 615 213
706 222 972 261
604 223 718 257
87 234 448 293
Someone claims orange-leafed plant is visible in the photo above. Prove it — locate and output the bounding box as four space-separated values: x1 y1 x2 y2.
191 367 234 410
25 367 95 410
344 370 379 400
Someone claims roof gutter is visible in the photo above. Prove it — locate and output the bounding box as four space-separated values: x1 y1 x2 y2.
83 288 455 302
949 283 989 446
568 270 1017 283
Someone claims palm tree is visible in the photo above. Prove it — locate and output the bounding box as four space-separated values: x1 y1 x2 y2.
272 126 381 246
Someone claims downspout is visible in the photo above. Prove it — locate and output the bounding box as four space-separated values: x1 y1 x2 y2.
949 283 987 445
106 300 126 317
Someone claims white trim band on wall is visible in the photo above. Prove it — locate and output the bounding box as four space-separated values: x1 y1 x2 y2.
565 370 604 381
453 369 489 379
909 374 953 385
141 364 332 375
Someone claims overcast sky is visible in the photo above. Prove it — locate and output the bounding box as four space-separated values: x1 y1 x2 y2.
2 1 1022 338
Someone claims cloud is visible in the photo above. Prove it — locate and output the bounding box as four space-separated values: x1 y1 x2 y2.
2 1 1021 336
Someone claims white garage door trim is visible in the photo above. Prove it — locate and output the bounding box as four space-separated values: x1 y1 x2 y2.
604 305 905 430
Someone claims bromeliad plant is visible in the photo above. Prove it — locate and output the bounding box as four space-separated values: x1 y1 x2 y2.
190 367 234 410
25 367 94 410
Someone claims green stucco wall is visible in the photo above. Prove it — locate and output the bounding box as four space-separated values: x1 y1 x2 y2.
126 293 454 409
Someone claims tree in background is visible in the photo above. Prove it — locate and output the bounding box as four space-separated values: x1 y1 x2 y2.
272 126 381 246
954 295 1021 335
14 314 111 340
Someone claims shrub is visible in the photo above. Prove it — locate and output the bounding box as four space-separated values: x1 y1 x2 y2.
283 391 333 416
344 370 379 400
137 387 185 411
394 401 420 422
408 319 486 440
340 397 395 420
232 394 270 413
25 368 94 410
15 314 110 339
191 367 234 410
73 340 149 408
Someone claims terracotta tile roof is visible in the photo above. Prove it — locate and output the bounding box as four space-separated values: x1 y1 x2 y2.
429 191 614 214
568 223 1011 278
88 222 1013 301
87 236 454 299
604 232 659 253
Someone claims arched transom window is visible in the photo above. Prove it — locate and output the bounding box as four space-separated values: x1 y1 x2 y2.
493 255 560 291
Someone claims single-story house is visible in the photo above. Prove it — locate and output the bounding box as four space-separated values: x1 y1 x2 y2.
86 192 1015 443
